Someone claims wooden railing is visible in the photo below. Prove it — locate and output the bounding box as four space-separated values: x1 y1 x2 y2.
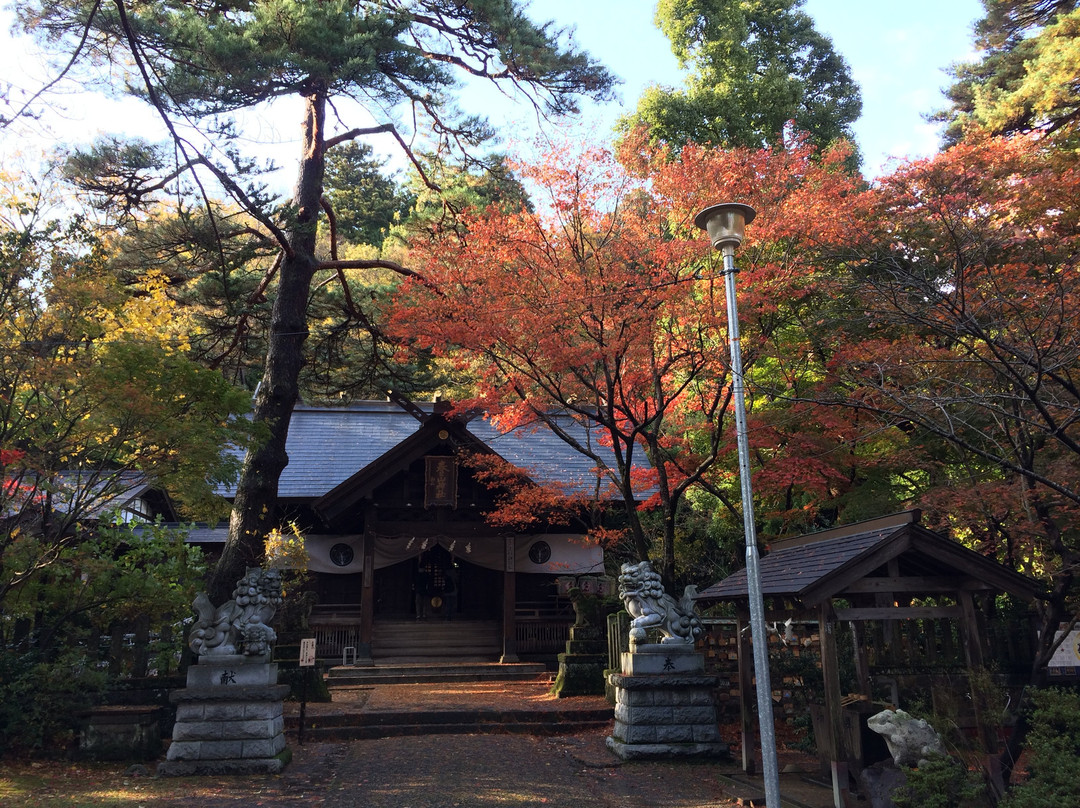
862 616 1036 675
310 624 362 662
516 619 570 654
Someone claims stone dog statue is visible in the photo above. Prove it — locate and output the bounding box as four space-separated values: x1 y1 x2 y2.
617 561 702 645
188 567 283 657
866 708 947 768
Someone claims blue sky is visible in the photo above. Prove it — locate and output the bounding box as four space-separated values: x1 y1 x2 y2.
1 0 984 182
507 0 984 177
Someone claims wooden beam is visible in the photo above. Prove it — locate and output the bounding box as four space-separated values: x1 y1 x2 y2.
362 520 488 537
957 591 985 670
851 621 872 699
834 605 963 622
842 576 992 594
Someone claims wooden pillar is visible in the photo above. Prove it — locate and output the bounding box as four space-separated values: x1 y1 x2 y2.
736 606 757 775
958 590 986 669
500 535 518 663
132 613 151 678
851 619 872 699
820 601 852 808
959 589 1002 793
357 518 376 666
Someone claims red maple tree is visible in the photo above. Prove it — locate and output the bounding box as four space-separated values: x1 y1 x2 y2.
390 133 864 583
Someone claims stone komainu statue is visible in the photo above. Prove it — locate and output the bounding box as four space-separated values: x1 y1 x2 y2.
617 561 702 645
188 567 283 657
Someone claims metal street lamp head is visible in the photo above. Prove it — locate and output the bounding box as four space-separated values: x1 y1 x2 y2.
694 203 756 250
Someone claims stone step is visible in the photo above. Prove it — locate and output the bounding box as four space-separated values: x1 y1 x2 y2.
326 662 550 686
371 619 501 658
285 708 612 741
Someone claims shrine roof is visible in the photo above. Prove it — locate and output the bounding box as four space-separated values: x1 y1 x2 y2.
221 401 648 501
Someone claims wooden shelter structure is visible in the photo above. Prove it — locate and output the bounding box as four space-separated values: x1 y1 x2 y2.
696 510 1041 807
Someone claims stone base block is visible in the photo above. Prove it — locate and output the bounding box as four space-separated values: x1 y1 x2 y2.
621 646 704 675
77 706 162 761
569 625 603 642
159 674 290 777
565 639 606 655
551 655 608 697
186 657 278 688
605 736 728 760
606 670 727 761
158 748 291 777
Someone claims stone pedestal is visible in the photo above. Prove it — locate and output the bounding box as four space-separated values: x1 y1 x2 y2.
551 625 608 697
157 655 291 776
606 644 727 760
78 706 163 761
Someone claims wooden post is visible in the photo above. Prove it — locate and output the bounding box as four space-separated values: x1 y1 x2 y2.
736 606 757 775
958 590 986 670
959 590 1003 793
820 601 852 808
133 614 151 678
500 535 518 663
358 517 376 665
851 620 872 699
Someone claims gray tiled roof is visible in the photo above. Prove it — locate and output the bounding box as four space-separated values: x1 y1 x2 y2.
696 526 899 601
697 518 1041 605
224 402 647 500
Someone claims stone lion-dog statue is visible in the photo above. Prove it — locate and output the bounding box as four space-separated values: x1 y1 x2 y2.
617 561 702 645
187 567 283 657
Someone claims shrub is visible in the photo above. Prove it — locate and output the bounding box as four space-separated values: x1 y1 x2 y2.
999 688 1080 808
892 753 987 808
0 649 107 757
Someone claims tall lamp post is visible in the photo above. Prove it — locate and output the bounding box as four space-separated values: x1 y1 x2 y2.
695 203 781 807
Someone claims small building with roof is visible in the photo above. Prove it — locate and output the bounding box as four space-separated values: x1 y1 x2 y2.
695 510 1042 804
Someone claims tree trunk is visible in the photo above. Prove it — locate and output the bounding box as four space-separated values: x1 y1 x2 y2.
208 87 328 604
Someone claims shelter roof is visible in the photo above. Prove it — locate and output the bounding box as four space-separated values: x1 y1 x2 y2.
696 510 1041 608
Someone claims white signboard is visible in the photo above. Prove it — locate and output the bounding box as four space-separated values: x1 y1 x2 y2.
299 637 317 667
1049 629 1080 669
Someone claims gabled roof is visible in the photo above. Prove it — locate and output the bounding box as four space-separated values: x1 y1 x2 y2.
313 414 486 521
220 401 648 502
3 469 166 520
696 510 1041 607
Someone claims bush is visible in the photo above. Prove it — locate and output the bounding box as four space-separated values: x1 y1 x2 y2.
0 649 107 757
892 753 987 808
999 688 1080 808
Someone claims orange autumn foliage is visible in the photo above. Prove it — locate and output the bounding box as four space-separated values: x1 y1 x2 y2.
389 135 866 580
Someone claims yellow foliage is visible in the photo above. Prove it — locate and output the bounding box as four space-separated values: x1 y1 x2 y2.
265 522 310 571
976 8 1080 135
97 270 190 353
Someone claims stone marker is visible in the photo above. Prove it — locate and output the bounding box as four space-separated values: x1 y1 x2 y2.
158 568 291 776
605 561 727 760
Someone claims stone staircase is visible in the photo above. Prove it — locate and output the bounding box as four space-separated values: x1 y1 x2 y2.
323 619 551 686
326 660 551 686
370 617 503 661
285 701 613 741
290 621 612 740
